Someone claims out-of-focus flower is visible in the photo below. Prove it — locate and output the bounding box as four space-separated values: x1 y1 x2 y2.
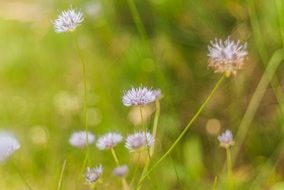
0 132 20 161
113 164 128 177
53 8 84 33
218 130 235 149
53 91 81 115
208 37 248 77
69 131 95 148
85 1 102 18
96 132 123 150
122 86 160 106
85 165 103 184
125 131 154 152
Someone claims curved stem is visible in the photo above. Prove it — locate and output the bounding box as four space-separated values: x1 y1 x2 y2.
57 159 67 190
138 75 225 184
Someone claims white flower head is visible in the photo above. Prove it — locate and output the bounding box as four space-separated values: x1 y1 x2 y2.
85 165 103 184
113 164 128 177
218 130 235 149
122 86 160 107
69 131 95 148
208 37 248 77
96 132 123 150
53 8 84 33
125 131 154 152
0 132 20 162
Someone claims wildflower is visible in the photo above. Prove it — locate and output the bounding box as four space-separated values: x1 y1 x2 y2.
218 130 235 149
122 86 160 106
69 131 95 148
113 164 128 177
53 8 84 33
96 132 123 150
208 37 248 77
85 165 103 184
125 131 154 152
0 132 20 161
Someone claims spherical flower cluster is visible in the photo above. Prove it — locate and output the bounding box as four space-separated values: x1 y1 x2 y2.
0 132 21 162
96 132 123 150
69 131 95 148
218 130 235 149
53 8 84 33
208 37 248 77
125 131 154 152
85 165 103 184
122 87 161 107
113 164 128 177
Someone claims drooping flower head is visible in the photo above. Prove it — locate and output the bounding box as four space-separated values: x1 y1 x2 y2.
122 86 160 106
53 8 84 33
218 130 235 149
125 131 154 152
69 131 95 148
96 132 123 150
0 132 20 162
85 165 103 184
208 37 248 77
113 164 128 177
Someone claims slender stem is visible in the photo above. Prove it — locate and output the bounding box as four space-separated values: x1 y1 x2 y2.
12 160 33 190
57 159 67 190
136 161 150 190
138 75 225 184
74 34 90 178
136 100 161 189
139 106 151 159
130 152 141 186
111 148 120 165
150 100 160 156
226 148 232 190
126 0 148 43
232 49 284 165
111 149 130 190
276 0 284 46
212 176 218 190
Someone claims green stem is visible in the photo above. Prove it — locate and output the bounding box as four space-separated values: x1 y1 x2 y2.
150 100 160 156
136 100 161 190
74 34 90 178
111 149 130 190
139 106 151 159
12 160 33 190
111 148 120 165
226 148 232 190
126 0 147 43
212 176 218 190
232 49 284 165
130 152 141 186
57 159 67 190
138 75 225 184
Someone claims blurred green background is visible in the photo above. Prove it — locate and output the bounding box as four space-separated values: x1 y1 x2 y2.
1 0 284 189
